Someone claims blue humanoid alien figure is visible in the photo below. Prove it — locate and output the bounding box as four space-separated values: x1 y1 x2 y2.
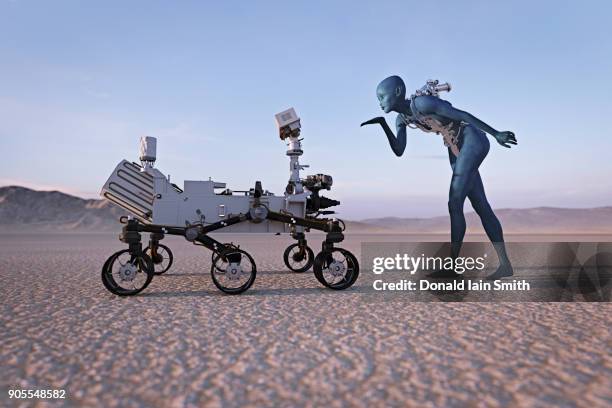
361 76 517 279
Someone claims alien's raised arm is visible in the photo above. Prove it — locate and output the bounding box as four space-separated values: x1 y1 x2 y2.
389 116 408 157
413 96 499 136
383 116 407 157
360 116 407 156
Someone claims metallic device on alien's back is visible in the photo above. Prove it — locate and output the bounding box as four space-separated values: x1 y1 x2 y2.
412 79 451 98
99 108 359 296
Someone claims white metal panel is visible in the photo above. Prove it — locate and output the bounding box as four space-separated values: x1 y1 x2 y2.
101 159 308 232
100 160 154 223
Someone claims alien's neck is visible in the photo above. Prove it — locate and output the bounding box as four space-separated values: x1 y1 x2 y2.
395 99 412 116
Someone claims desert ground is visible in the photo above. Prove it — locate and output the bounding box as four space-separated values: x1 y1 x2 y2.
1 232 611 407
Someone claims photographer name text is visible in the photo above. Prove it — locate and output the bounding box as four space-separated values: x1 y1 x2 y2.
373 279 530 291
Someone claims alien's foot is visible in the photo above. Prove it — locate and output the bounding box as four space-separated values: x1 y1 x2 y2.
426 269 459 279
486 264 514 280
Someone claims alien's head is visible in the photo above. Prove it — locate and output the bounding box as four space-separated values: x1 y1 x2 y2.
376 75 406 113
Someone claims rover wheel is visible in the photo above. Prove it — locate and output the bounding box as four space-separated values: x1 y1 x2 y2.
211 243 240 272
283 243 315 273
145 244 174 275
211 248 256 294
101 249 154 296
313 248 359 290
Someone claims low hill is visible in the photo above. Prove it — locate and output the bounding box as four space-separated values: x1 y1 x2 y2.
360 207 612 234
1 186 611 234
0 186 125 231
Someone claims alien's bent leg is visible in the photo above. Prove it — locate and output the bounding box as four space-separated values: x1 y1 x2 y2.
468 172 512 268
467 171 502 241
448 126 489 259
448 173 476 259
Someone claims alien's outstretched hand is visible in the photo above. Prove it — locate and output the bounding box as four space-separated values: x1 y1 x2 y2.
494 131 518 148
360 117 386 127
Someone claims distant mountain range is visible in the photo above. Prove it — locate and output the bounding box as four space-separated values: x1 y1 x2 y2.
0 186 124 231
358 207 612 234
1 185 612 233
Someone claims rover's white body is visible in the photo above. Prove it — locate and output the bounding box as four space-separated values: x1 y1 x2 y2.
100 159 302 232
101 109 310 233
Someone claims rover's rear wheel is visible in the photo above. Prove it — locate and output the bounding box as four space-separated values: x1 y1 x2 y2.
283 243 315 273
211 248 256 294
101 249 154 296
313 248 359 290
145 244 174 275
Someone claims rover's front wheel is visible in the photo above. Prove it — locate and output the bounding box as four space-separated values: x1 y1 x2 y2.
313 248 359 290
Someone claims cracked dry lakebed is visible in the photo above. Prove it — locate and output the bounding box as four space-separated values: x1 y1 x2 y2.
1 233 611 407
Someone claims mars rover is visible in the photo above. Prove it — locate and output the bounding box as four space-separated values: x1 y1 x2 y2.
100 108 359 295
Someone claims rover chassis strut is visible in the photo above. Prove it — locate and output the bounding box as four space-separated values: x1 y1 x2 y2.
101 211 358 296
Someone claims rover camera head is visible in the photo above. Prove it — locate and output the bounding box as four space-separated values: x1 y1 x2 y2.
275 108 301 140
139 136 157 167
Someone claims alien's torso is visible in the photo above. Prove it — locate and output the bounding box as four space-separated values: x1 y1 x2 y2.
398 97 464 156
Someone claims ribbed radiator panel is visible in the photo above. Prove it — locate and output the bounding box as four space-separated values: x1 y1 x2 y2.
100 160 154 223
